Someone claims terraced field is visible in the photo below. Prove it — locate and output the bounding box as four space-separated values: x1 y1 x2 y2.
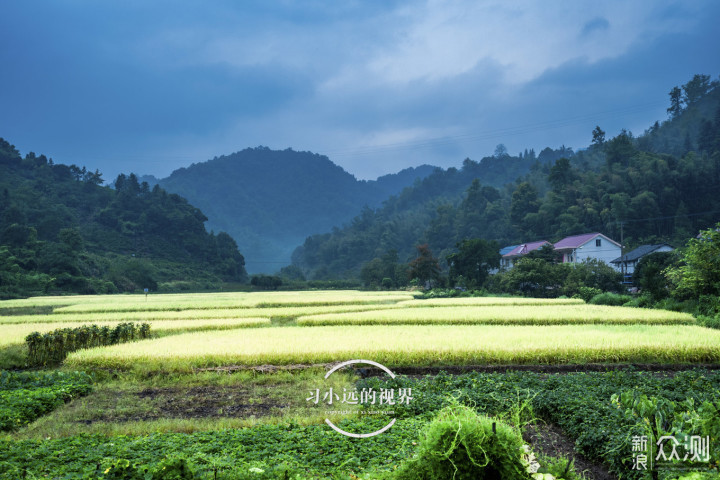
1 290 718 478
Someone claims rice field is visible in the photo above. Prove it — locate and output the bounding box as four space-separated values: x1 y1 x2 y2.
296 304 695 326
65 324 720 372
0 318 269 346
0 304 403 325
1 290 716 370
0 290 413 311
396 297 585 307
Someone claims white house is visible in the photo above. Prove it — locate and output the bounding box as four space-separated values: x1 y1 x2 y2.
553 232 622 270
610 243 674 276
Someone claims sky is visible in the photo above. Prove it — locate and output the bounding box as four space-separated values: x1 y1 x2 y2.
1 0 719 182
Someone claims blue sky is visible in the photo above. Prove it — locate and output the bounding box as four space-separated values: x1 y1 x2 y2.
1 0 719 181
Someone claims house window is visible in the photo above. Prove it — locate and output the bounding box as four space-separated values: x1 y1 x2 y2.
596 239 601 247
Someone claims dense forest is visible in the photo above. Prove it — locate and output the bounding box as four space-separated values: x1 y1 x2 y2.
144 149 437 272
292 74 720 282
0 142 247 298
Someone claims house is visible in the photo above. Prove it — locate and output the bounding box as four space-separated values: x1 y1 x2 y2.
553 232 621 270
497 245 518 270
610 244 674 276
501 240 551 269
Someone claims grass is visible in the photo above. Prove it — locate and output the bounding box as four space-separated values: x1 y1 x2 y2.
296 304 696 326
65 324 720 372
0 318 270 346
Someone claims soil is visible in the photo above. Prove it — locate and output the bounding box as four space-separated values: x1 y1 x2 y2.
87 385 287 423
137 385 285 419
524 423 618 480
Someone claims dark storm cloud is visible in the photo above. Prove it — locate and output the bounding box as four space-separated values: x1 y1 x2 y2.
0 1 718 180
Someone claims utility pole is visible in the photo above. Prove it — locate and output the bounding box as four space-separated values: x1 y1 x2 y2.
620 221 624 254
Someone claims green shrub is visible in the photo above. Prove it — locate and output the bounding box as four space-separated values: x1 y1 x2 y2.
393 403 528 480
697 315 720 329
574 286 601 303
588 292 632 306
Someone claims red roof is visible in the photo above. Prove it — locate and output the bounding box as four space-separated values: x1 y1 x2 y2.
554 232 619 249
503 240 550 257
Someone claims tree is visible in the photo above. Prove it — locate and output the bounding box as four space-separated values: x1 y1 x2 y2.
498 257 565 297
591 126 606 146
525 244 559 263
494 144 508 158
667 222 720 304
682 74 714 106
446 238 500 288
548 158 575 192
605 130 636 166
633 251 676 301
667 86 683 118
279 264 305 282
250 274 283 290
698 119 715 153
510 183 540 225
361 258 386 287
409 244 441 286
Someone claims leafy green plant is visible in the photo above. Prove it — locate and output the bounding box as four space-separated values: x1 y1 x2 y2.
393 402 529 479
0 370 93 432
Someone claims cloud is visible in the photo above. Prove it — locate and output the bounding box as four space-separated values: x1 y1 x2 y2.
580 17 610 37
0 0 718 182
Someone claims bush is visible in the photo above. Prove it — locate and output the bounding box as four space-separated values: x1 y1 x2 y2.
574 286 601 303
589 292 632 306
250 275 282 290
393 403 528 480
697 315 720 329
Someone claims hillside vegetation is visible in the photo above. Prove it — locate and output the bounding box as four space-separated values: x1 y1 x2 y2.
149 148 438 272
292 74 720 280
0 143 247 298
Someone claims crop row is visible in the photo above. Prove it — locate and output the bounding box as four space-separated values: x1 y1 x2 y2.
64 324 720 372
296 304 695 326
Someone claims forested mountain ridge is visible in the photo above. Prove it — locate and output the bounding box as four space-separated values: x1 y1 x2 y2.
147 147 437 272
0 140 247 298
292 74 720 281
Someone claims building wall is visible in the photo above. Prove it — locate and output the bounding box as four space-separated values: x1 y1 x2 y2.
576 236 621 270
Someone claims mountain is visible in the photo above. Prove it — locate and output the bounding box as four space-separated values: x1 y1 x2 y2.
0 140 247 298
292 74 720 281
150 148 437 273
290 151 544 279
